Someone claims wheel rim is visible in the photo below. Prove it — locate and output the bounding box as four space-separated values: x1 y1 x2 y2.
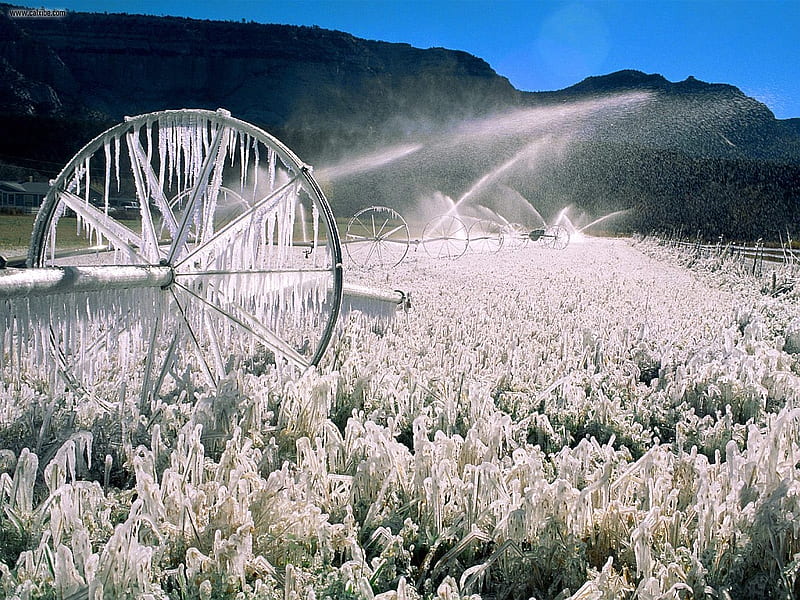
546 225 570 250
422 215 468 259
29 108 343 402
467 219 504 254
344 206 410 269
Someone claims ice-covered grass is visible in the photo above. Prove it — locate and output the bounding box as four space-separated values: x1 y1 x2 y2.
1 236 799 599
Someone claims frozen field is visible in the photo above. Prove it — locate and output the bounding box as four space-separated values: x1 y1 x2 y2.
1 235 799 599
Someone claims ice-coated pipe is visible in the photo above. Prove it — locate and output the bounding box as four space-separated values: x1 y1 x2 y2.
342 283 410 312
0 265 173 299
0 266 408 312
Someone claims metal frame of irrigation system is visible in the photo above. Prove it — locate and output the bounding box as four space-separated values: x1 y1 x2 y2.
0 109 410 404
342 205 570 270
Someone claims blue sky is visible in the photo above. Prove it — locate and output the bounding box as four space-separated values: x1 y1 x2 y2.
47 0 800 119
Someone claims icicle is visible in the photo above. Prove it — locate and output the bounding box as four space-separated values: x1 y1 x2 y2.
241 133 250 192
197 114 207 179
228 128 238 167
171 115 180 194
177 114 187 192
200 128 229 243
312 202 320 258
158 121 167 196
114 134 121 192
182 113 190 192
164 116 174 193
192 114 203 185
145 120 153 165
252 140 259 203
103 138 111 214
71 163 81 196
268 147 276 190
179 119 189 197
83 156 90 205
201 114 211 160
47 199 66 263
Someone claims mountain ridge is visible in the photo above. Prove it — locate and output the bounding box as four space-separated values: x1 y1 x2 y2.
0 5 798 238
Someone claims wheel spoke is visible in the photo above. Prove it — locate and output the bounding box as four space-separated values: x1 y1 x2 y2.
61 320 125 373
127 133 180 236
167 124 229 263
48 326 92 400
381 223 406 239
344 207 410 268
362 240 380 265
139 314 162 410
152 331 181 404
347 241 372 261
174 174 301 269
422 215 467 259
374 216 391 238
57 190 147 263
353 216 369 238
203 310 227 383
126 133 163 262
169 287 219 388
173 281 310 369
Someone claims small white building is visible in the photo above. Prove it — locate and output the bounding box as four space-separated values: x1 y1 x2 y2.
0 181 50 214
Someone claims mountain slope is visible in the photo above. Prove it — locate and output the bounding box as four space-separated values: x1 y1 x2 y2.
0 6 798 239
0 7 523 158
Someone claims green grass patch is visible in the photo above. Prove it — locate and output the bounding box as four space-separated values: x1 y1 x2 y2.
0 214 92 258
0 214 37 256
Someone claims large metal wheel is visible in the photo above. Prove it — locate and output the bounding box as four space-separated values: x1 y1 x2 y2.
544 225 570 250
467 219 504 254
344 206 410 269
27 108 343 404
422 215 468 259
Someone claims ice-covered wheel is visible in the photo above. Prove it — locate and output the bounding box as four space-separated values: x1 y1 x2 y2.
27 108 343 403
422 215 468 259
545 225 570 250
344 206 410 269
501 223 529 249
467 219 504 254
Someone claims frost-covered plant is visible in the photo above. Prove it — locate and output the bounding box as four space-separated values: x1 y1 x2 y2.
2 236 800 599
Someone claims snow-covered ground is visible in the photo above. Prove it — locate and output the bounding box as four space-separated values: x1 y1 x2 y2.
1 236 799 599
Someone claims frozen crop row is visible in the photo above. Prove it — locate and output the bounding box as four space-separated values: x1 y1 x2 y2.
0 236 798 599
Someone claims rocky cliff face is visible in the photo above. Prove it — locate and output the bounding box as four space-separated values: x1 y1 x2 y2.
1 6 798 238
0 7 522 157
0 10 72 114
1 6 795 163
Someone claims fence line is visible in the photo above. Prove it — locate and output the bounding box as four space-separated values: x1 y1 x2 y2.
646 232 799 292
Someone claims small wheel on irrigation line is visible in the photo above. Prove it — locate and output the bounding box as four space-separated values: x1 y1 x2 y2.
421 215 469 259
501 223 529 250
344 206 410 269
545 225 570 250
27 108 343 405
467 219 504 254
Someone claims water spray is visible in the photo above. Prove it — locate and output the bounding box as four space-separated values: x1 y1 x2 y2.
577 209 631 233
316 143 422 181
